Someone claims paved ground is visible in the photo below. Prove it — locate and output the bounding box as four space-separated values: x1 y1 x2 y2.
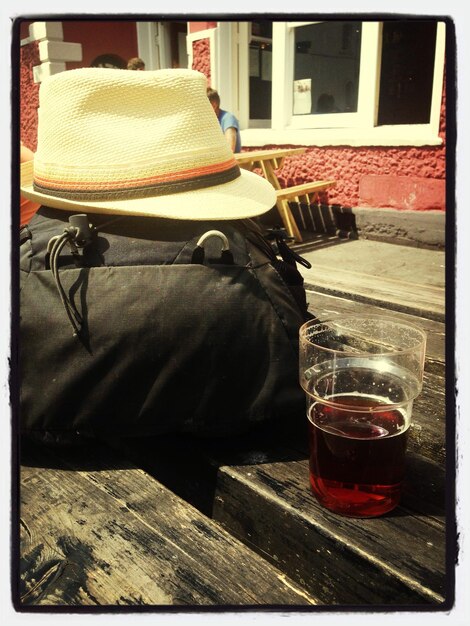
295 237 446 288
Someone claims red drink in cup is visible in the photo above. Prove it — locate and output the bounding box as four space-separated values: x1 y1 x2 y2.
308 394 409 516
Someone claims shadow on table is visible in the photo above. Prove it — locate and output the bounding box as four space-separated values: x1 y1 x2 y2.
114 411 310 516
18 409 309 516
19 436 134 471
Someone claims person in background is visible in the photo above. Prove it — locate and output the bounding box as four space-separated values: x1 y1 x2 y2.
20 141 40 227
207 87 241 153
127 57 145 70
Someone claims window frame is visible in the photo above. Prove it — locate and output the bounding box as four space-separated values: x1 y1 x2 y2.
275 21 379 131
237 20 446 147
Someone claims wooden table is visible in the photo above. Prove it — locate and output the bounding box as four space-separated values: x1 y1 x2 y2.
16 245 450 609
235 148 336 242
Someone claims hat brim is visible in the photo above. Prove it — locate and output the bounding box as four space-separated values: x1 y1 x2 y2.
20 160 276 220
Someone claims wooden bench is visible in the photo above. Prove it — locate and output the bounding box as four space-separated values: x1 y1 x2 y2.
234 150 336 242
275 181 336 242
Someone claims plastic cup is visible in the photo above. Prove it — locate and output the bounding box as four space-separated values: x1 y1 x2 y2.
299 315 426 517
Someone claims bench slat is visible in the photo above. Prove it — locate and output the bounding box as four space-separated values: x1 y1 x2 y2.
18 443 317 607
276 180 336 201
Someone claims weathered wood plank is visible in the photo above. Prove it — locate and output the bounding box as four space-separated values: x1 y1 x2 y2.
111 368 447 607
301 264 445 321
111 334 447 608
212 452 447 607
114 428 448 607
409 370 446 463
17 443 317 607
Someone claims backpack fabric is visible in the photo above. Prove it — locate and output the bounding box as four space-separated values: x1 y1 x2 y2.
19 206 312 445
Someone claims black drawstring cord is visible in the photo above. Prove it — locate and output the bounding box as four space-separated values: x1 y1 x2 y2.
47 216 95 337
48 229 83 336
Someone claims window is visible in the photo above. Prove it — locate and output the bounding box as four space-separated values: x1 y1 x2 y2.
293 22 362 116
248 21 272 120
378 21 437 125
235 20 445 146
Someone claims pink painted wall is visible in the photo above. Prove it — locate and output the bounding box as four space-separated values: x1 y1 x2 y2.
20 41 40 151
189 22 216 34
274 141 446 210
19 20 139 70
192 38 211 84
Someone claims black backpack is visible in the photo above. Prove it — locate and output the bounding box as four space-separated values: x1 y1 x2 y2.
18 207 313 445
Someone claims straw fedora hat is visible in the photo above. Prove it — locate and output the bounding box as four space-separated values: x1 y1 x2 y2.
20 68 276 220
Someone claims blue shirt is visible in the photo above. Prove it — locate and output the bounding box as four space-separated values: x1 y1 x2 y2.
217 109 241 153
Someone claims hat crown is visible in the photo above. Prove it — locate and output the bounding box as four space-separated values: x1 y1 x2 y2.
34 68 236 194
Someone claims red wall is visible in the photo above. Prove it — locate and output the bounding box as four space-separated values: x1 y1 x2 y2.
20 41 40 151
272 142 446 210
19 20 32 39
189 22 216 34
19 20 138 69
62 20 138 70
192 39 211 84
189 22 214 88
